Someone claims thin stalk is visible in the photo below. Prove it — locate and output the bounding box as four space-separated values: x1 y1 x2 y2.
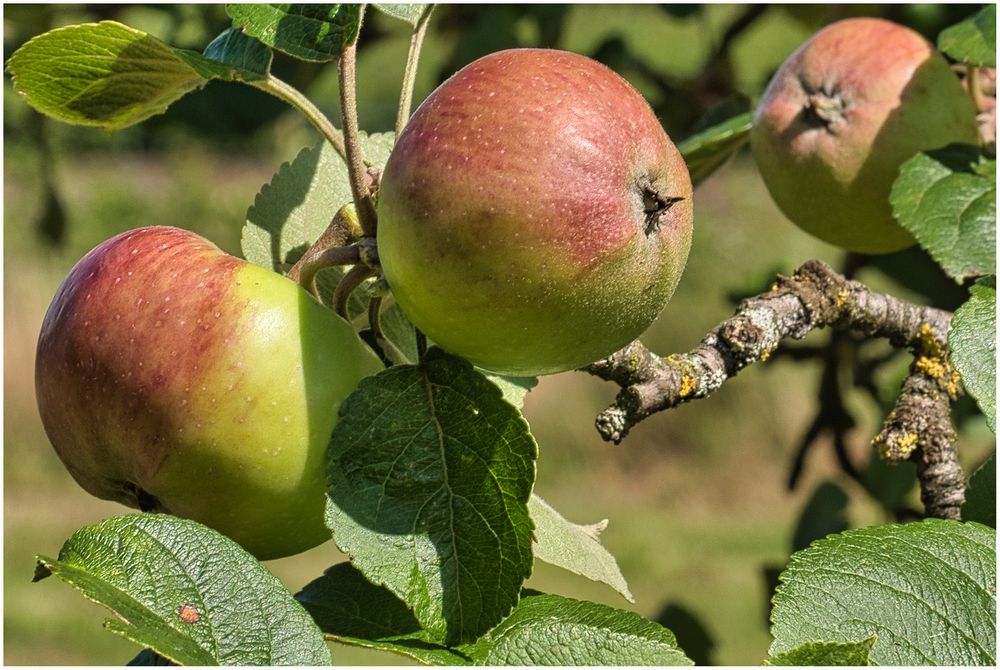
338 8 379 237
297 245 362 300
334 264 376 320
395 5 435 138
252 74 347 162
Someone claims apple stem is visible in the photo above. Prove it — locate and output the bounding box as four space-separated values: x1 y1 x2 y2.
367 297 411 364
415 329 428 361
395 5 435 139
334 264 377 320
251 75 348 164
297 245 362 300
339 10 380 239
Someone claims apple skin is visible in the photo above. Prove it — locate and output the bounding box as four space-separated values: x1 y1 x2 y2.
35 226 383 560
751 17 979 254
377 48 693 377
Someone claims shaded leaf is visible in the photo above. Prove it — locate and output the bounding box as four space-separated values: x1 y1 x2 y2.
765 637 875 666
226 4 362 61
374 4 432 27
296 562 472 665
770 519 996 666
34 514 331 665
529 494 633 602
242 133 395 272
483 374 537 410
463 592 693 665
949 277 997 430
326 347 536 644
241 133 393 317
202 27 272 80
939 5 996 67
890 145 996 283
963 453 996 527
678 111 752 187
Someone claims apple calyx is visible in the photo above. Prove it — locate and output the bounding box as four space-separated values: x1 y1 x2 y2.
804 90 847 129
639 176 686 236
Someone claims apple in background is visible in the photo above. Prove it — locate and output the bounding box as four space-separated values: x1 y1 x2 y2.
751 17 979 255
377 48 693 377
35 226 383 560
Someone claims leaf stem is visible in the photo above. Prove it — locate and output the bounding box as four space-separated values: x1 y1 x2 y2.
339 6 379 238
251 74 347 163
395 5 435 138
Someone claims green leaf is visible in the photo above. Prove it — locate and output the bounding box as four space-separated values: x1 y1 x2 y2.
326 347 537 645
374 4 432 27
296 562 472 665
890 145 996 283
462 592 693 665
963 454 996 527
529 494 634 602
950 277 997 430
202 27 273 80
34 514 331 666
764 637 876 666
226 4 363 61
4 21 245 130
770 519 996 666
242 133 395 272
939 5 996 67
483 374 538 410
677 111 752 187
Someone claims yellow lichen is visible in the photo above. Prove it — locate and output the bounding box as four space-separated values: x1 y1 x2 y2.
916 355 946 379
873 432 919 460
835 288 850 308
678 375 697 398
913 323 961 396
896 432 919 457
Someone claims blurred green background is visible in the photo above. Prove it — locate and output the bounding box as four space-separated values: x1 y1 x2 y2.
4 4 993 665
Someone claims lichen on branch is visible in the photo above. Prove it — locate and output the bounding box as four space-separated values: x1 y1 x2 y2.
583 259 965 519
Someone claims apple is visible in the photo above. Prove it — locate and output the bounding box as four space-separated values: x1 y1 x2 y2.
751 17 979 254
377 48 693 377
34 226 383 560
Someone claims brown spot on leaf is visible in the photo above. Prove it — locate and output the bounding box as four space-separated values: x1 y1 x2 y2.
177 604 201 624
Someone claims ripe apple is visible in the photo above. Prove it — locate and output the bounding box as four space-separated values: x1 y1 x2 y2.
377 48 693 377
751 17 979 254
35 226 383 560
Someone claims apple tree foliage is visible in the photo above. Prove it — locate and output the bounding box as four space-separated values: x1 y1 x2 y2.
7 3 997 666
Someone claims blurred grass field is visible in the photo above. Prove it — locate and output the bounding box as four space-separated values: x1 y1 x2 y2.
4 4 992 666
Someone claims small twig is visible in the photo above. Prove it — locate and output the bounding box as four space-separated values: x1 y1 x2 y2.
338 8 379 238
252 74 347 162
584 259 964 519
395 5 435 138
873 327 964 519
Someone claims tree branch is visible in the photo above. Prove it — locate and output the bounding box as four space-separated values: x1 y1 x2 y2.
583 259 965 519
